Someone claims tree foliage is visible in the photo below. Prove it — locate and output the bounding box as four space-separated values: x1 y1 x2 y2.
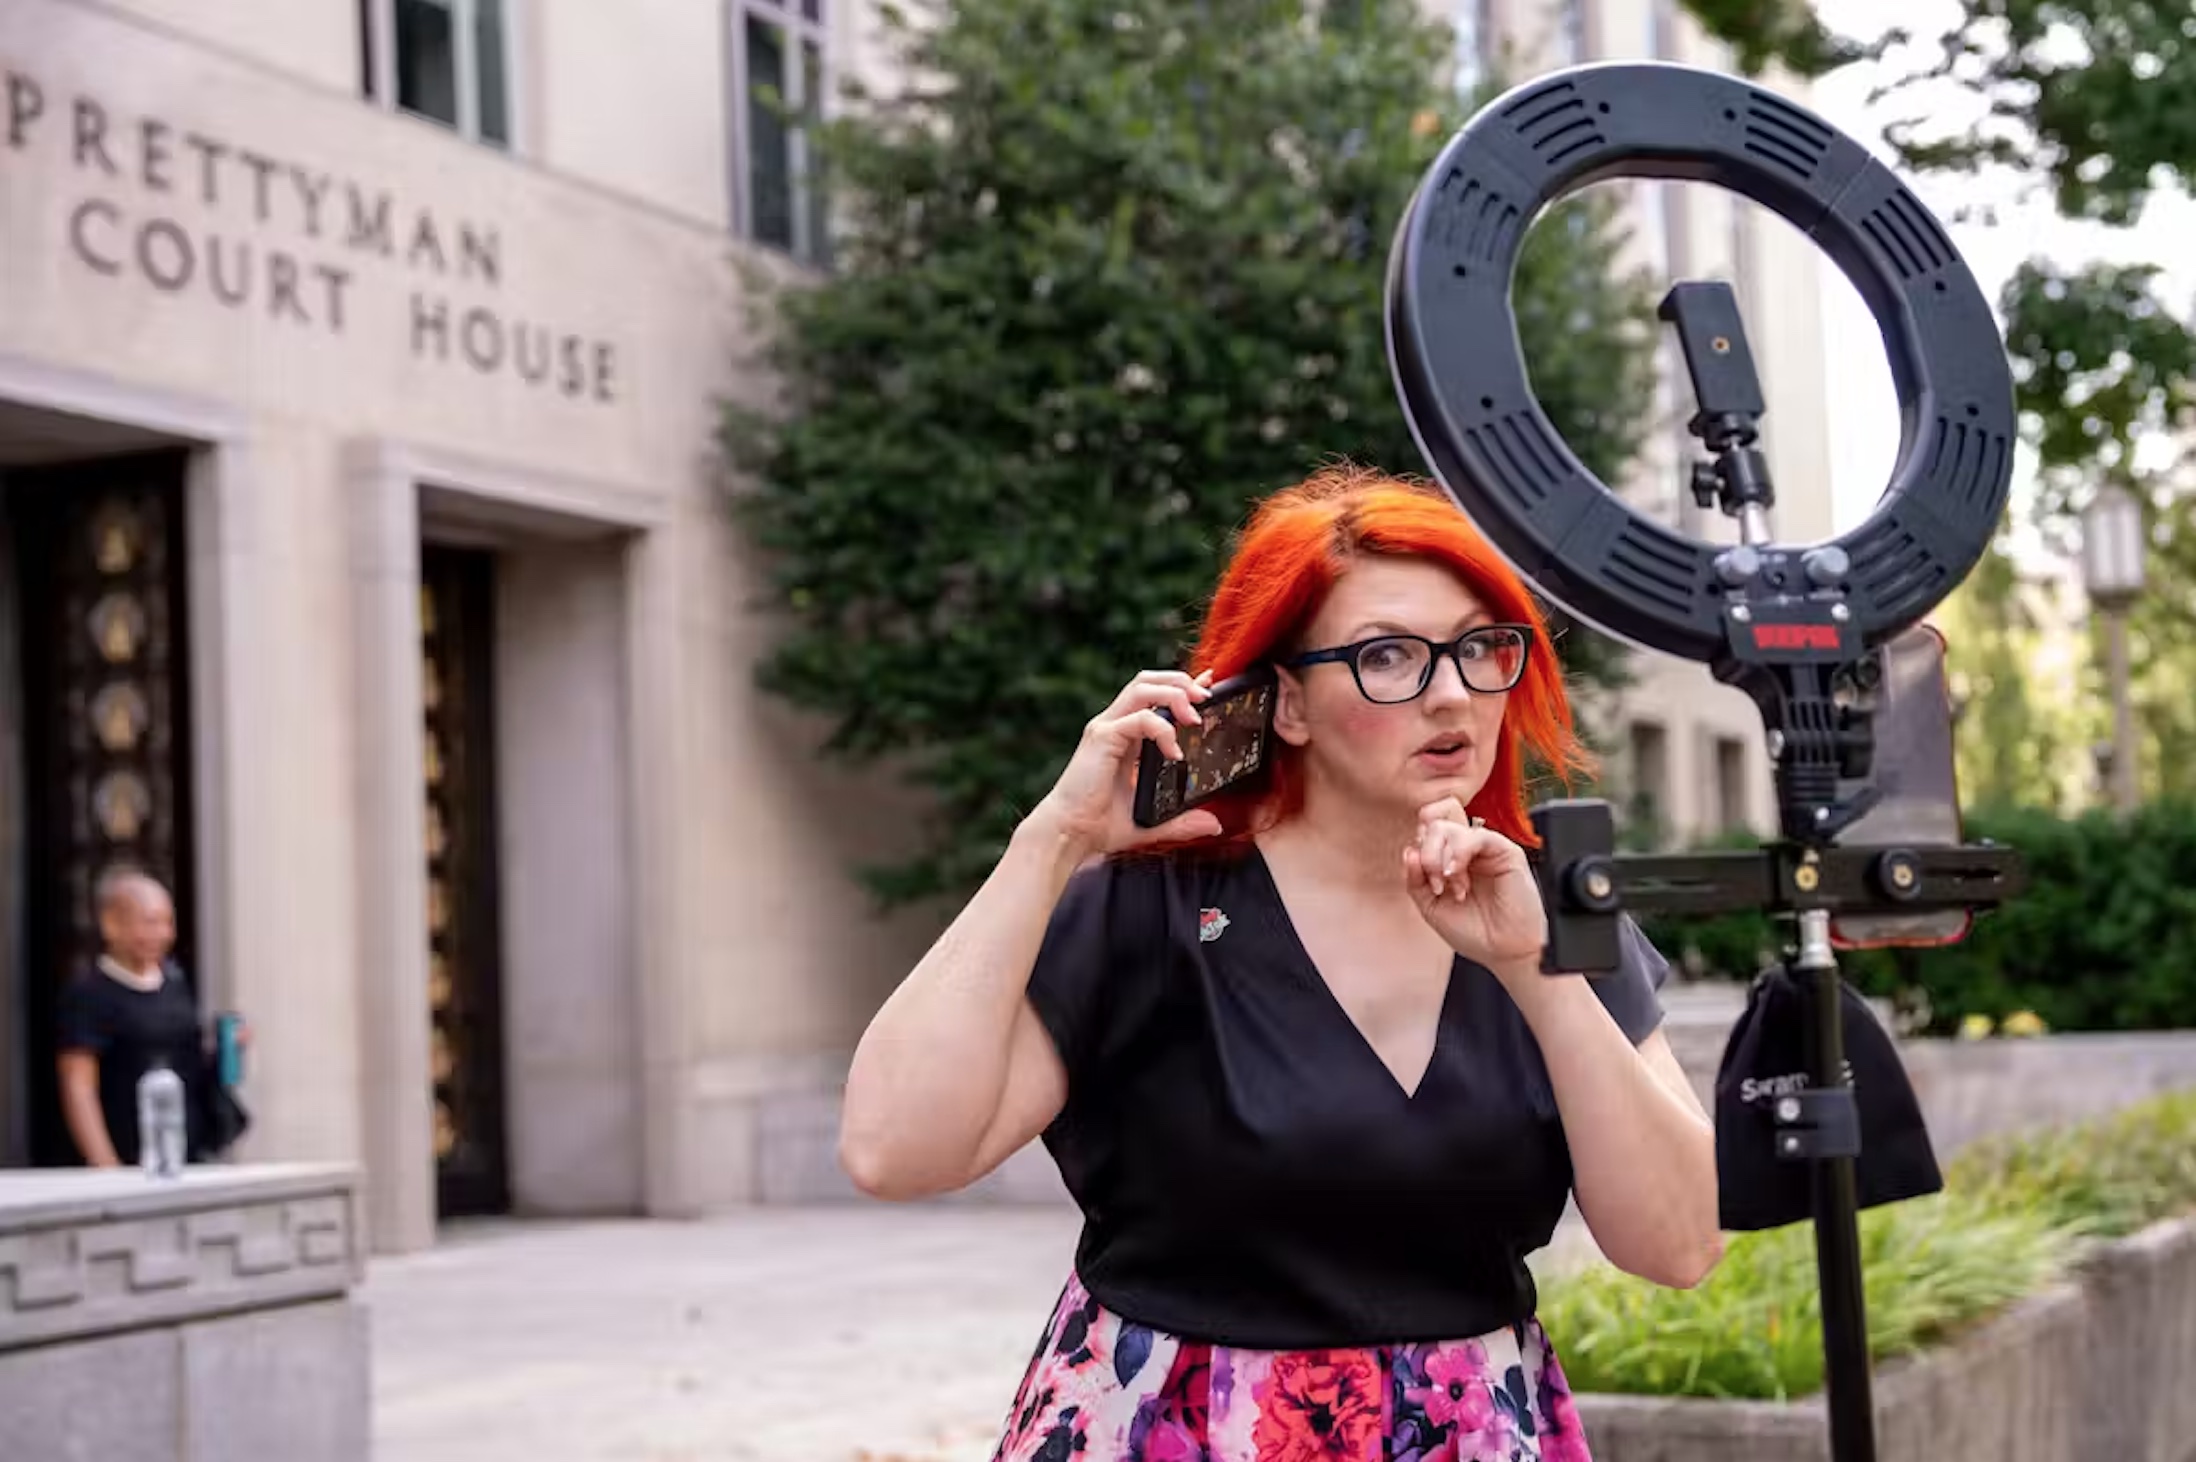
1680 0 2196 523
1934 542 2082 812
1681 0 2196 811
725 0 1660 905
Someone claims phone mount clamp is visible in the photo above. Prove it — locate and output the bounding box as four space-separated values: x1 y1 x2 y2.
1386 63 2029 1462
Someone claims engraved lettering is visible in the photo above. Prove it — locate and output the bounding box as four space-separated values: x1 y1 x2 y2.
457 225 500 286
411 292 450 359
184 131 227 206
68 198 122 275
207 235 252 305
346 185 394 256
291 168 333 239
7 72 44 149
137 218 193 291
315 263 352 332
73 96 117 175
268 252 307 322
140 118 173 192
407 212 446 273
514 323 551 383
461 307 504 371
238 149 280 223
593 342 616 404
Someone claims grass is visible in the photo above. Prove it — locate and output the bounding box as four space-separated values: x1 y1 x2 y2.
1538 1087 2196 1401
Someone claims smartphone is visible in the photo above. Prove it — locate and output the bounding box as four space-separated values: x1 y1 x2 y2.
1131 668 1279 829
1830 621 1970 948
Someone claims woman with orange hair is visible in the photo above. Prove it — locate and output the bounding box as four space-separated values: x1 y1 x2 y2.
841 467 1722 1461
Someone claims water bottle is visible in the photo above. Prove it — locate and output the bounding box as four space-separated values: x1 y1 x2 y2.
215 1012 245 1090
137 1058 187 1178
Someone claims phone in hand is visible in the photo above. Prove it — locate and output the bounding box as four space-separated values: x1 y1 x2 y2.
1830 622 1970 949
1131 667 1279 829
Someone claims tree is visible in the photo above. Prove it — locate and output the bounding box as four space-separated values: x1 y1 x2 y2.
1680 0 2196 808
1932 542 2082 812
725 0 1660 905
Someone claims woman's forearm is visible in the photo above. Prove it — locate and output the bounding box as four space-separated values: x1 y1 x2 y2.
60 1072 121 1168
838 815 1089 1198
1502 967 1723 1287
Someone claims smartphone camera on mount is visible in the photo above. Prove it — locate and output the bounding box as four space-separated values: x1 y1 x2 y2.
1826 623 1971 950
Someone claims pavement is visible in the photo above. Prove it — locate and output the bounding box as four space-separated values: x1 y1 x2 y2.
364 1202 1606 1462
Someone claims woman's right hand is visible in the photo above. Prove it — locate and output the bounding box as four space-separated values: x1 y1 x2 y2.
1027 669 1225 859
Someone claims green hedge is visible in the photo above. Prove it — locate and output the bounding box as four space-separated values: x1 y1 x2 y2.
1637 803 2196 1034
1537 1087 2196 1400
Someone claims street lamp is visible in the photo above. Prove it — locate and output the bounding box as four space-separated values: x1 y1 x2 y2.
2081 483 2146 812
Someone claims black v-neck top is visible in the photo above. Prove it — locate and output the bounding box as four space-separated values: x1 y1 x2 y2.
1024 843 1669 1350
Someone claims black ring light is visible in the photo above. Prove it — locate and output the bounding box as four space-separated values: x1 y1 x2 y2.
1386 60 2015 666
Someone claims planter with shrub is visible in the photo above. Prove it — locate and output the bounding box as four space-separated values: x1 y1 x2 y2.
1543 1089 2196 1461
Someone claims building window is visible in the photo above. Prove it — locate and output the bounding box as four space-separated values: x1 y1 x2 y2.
361 0 513 148
1454 0 1495 96
729 0 831 265
1647 0 1675 58
1627 720 1670 846
1713 735 1749 831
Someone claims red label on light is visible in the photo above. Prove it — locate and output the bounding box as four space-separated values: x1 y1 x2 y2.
1751 623 1843 652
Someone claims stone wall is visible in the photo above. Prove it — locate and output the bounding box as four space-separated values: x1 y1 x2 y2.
1575 1215 2196 1462
0 1163 368 1462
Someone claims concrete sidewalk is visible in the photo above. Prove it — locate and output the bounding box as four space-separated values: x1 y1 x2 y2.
365 1203 1603 1462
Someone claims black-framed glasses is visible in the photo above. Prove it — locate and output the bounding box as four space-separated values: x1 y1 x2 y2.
1284 624 1534 704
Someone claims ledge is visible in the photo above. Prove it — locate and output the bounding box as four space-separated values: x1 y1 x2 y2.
0 1163 365 1352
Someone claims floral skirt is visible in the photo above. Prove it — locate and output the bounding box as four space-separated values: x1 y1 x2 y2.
991 1273 1591 1462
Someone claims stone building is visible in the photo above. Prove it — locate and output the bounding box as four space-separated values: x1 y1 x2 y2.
0 0 1836 1250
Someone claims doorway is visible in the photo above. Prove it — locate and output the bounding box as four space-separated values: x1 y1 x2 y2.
420 543 512 1218
0 449 197 1168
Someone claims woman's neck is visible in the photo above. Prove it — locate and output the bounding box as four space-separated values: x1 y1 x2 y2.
1257 768 1422 897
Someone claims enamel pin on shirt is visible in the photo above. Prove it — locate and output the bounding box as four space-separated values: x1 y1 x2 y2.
1199 908 1230 943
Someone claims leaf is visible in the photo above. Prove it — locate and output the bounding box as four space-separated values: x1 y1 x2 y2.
1056 1307 1091 1359
1114 1321 1154 1385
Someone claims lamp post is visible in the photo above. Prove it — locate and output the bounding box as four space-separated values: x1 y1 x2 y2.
2081 483 2147 813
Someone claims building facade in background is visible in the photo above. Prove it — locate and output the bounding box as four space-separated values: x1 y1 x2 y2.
0 0 1838 1246
0 0 939 1251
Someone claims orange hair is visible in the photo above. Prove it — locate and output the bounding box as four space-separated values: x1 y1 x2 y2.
1185 464 1593 847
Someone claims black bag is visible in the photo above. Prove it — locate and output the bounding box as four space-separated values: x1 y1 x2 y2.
1713 964 1941 1232
195 1054 252 1157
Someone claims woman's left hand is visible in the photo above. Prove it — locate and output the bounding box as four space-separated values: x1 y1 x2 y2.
1403 799 1548 973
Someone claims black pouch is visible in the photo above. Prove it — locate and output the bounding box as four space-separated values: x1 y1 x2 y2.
1714 965 1942 1231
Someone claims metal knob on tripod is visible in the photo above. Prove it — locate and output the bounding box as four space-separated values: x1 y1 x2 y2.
1386 61 2028 1462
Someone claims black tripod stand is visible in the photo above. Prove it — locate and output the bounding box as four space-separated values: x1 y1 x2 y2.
1525 284 2026 1462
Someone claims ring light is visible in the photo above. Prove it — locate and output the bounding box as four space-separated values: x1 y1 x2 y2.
1386 61 2016 665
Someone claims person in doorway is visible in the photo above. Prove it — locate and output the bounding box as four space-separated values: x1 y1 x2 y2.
54 867 246 1167
840 467 1722 1461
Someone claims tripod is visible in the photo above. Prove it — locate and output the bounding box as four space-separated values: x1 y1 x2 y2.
1526 284 2026 1462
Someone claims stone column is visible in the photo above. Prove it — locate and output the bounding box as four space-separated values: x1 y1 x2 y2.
624 523 696 1217
190 431 370 1180
345 446 435 1253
